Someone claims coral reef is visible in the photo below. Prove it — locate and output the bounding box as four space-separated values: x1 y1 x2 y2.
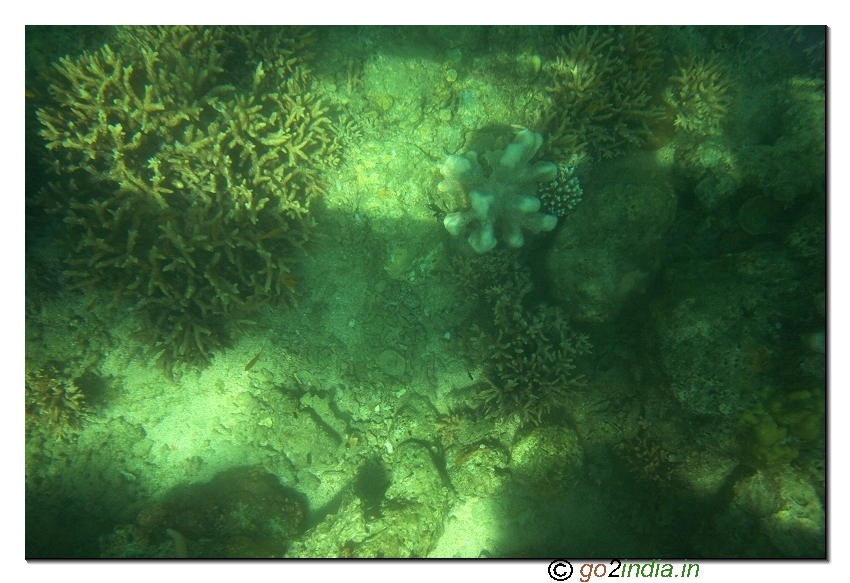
439 130 558 253
37 26 346 371
742 76 824 207
457 250 591 426
616 430 676 486
677 136 743 211
771 387 824 442
542 26 667 161
546 152 677 323
476 293 590 426
537 164 583 218
667 52 735 136
25 365 88 439
24 25 826 561
648 239 824 481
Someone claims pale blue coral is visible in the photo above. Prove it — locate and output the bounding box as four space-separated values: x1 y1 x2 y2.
440 130 558 253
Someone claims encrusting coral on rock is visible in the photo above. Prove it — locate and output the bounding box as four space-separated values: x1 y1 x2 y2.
439 129 558 253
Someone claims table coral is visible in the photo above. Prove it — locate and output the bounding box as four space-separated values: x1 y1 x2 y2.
439 129 558 253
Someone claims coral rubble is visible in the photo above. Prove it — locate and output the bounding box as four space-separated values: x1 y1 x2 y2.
439 129 558 253
37 26 346 371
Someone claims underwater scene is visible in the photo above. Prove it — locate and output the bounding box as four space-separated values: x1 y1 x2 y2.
24 25 825 558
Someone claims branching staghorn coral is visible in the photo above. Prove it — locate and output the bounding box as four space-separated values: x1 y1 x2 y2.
476 287 590 426
37 26 346 372
25 365 88 440
38 27 226 205
616 429 677 486
440 130 558 253
542 26 667 161
667 52 735 136
454 251 591 427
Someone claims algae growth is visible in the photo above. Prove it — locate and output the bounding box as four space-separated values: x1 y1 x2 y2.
26 25 825 558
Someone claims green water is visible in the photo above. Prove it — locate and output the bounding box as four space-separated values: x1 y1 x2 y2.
25 25 825 558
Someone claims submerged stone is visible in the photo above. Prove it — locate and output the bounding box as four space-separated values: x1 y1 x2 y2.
377 349 406 377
